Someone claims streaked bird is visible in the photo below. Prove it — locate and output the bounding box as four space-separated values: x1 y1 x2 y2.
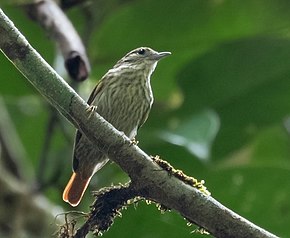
63 47 171 206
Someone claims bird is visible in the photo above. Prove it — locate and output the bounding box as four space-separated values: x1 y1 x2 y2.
62 47 171 206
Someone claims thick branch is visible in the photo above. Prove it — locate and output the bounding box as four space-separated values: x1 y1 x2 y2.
26 0 91 81
0 9 278 238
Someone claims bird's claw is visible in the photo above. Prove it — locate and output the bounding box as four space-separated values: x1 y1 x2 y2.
130 138 139 146
86 105 97 119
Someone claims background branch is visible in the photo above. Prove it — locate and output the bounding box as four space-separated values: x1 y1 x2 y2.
0 98 63 238
0 9 278 238
36 106 63 191
26 0 90 81
0 97 28 179
0 161 62 237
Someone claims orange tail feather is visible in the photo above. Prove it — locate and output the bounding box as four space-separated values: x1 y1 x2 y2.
62 172 91 207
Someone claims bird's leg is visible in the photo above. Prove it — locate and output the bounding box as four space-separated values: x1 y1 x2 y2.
130 138 139 146
86 105 97 119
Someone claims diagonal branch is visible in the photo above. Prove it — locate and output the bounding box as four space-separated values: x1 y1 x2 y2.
0 97 28 179
0 9 278 238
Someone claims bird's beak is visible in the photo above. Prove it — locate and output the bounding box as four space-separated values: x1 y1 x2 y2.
152 51 171 61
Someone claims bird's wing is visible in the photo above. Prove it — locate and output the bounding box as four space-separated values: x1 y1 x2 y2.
138 104 151 129
87 79 105 105
72 79 105 171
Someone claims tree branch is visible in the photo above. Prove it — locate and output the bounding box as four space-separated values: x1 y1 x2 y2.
26 0 91 81
0 9 278 238
0 160 64 237
0 97 27 179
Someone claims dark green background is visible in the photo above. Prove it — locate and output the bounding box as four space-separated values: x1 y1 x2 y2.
1 0 290 237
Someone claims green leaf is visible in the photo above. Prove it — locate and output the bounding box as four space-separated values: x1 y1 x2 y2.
178 37 290 158
159 110 220 161
218 125 290 168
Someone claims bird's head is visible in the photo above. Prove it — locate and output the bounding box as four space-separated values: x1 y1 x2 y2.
115 47 171 72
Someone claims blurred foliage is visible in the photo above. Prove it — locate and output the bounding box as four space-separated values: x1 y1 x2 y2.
1 0 290 237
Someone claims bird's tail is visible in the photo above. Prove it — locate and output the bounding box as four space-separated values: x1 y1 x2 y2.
62 172 91 207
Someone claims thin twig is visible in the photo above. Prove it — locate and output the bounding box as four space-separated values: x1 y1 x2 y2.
36 105 73 191
0 97 29 179
36 106 58 186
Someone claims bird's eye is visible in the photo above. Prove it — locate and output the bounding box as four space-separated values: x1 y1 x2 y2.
137 48 146 55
